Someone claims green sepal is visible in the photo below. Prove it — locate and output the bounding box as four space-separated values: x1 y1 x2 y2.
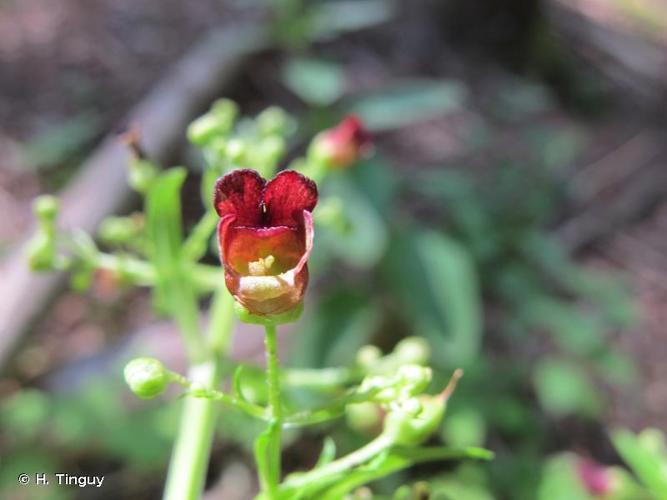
233 301 303 326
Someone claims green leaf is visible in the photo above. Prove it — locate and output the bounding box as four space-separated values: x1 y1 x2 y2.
311 0 396 38
383 230 482 366
442 408 487 448
233 366 247 402
429 464 495 500
144 168 188 312
522 298 605 356
0 390 50 441
612 429 667 499
347 79 466 131
282 58 345 106
592 350 638 387
315 437 337 468
23 112 101 170
349 158 398 216
318 446 493 499
317 174 388 269
533 358 602 417
254 421 282 494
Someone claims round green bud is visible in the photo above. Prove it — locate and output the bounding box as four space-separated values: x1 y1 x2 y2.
124 358 170 399
98 216 140 244
345 401 383 435
208 137 228 162
396 365 432 398
187 115 222 146
33 195 59 222
256 106 291 137
211 99 239 130
70 265 94 292
356 345 382 369
394 337 430 365
27 233 56 271
258 136 286 164
225 138 247 165
382 394 445 446
127 159 157 193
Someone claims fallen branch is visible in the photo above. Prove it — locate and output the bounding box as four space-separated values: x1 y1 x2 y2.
0 25 269 369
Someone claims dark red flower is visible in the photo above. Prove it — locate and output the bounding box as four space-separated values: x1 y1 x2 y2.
314 115 372 169
214 169 318 316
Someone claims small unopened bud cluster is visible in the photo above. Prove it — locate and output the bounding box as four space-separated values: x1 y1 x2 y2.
27 196 61 271
356 337 430 375
98 214 145 247
347 339 461 446
359 365 432 403
187 100 294 179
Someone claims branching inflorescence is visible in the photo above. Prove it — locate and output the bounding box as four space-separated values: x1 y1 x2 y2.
28 99 492 499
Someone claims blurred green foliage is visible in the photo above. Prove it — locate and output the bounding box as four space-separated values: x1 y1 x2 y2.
6 6 645 494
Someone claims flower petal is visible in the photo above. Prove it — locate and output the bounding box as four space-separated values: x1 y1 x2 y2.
213 169 265 225
263 170 318 227
223 225 304 275
294 210 314 276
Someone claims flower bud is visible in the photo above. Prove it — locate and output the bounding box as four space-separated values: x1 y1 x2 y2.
208 137 228 168
27 196 60 271
124 358 170 399
225 138 248 165
394 337 430 366
254 136 287 177
98 215 143 245
256 106 292 137
211 99 239 128
359 364 432 403
396 365 432 399
577 458 612 496
308 115 371 170
345 402 383 435
382 369 462 446
34 195 59 222
356 345 382 369
127 158 157 193
27 233 56 271
382 394 445 446
188 99 238 146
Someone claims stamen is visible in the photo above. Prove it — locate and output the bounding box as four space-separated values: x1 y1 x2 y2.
248 255 276 276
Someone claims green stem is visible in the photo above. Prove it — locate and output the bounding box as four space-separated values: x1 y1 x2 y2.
265 325 282 421
280 434 393 492
162 290 234 500
182 211 219 262
282 366 357 390
163 361 220 500
260 323 283 498
193 389 267 419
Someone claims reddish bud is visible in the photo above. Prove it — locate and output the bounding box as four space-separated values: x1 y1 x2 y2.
577 458 611 496
311 115 372 169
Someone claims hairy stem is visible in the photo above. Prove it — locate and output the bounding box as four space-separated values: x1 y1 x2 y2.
259 323 283 498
